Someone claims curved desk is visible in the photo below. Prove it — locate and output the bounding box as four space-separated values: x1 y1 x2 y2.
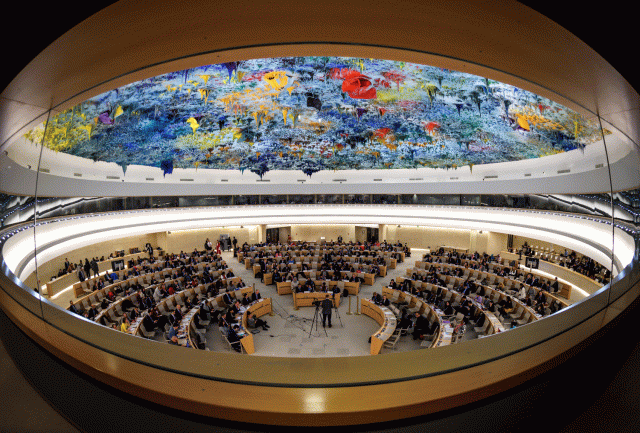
360 299 397 355
417 257 573 304
44 251 150 297
381 287 446 347
179 306 200 348
239 298 273 354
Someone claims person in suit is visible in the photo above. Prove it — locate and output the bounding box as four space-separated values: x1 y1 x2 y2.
321 294 333 328
230 300 244 316
141 313 156 333
167 323 180 345
273 272 283 283
222 290 233 306
128 306 141 322
68 300 79 314
241 293 250 306
248 313 269 330
251 289 262 302
534 289 547 306
77 267 86 282
412 312 428 340
168 308 181 326
142 295 154 310
398 308 412 330
227 325 243 352
90 258 100 278
369 292 380 305
381 295 391 307
224 308 238 325
474 312 486 328
550 277 560 293
305 279 315 292
84 259 91 278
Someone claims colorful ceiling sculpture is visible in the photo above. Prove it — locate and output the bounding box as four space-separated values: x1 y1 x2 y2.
23 57 606 177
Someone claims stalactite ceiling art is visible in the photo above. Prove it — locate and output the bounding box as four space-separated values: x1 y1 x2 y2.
23 57 607 177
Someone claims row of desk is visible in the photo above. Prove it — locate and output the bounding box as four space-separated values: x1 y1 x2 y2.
501 250 602 296
255 265 381 285
73 265 238 314
415 256 571 306
248 260 389 276
92 280 255 331
46 251 150 297
72 253 227 305
244 256 396 270
380 288 451 347
396 274 535 327
413 259 570 307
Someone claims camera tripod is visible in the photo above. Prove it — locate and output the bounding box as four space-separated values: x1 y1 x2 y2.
308 302 328 338
333 295 343 327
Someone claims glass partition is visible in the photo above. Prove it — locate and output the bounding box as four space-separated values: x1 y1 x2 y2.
0 52 636 394
600 116 640 303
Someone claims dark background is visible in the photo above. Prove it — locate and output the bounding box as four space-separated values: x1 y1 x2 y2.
0 1 635 94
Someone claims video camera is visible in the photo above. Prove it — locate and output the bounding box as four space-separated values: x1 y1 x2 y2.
312 300 322 307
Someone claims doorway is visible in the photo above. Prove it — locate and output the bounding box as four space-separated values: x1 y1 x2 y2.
266 228 279 244
366 227 379 243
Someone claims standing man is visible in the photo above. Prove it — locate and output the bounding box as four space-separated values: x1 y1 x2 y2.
321 294 333 328
77 267 86 282
84 259 91 278
90 258 99 278
232 236 238 251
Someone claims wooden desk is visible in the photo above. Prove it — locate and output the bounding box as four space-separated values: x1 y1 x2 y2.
363 273 375 285
360 299 397 355
277 281 292 295
239 298 273 354
263 273 273 285
343 281 360 296
293 291 341 309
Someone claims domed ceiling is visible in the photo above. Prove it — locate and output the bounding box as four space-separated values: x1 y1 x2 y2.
23 57 606 178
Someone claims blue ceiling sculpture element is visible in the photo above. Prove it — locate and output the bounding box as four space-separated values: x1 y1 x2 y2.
23 57 606 177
